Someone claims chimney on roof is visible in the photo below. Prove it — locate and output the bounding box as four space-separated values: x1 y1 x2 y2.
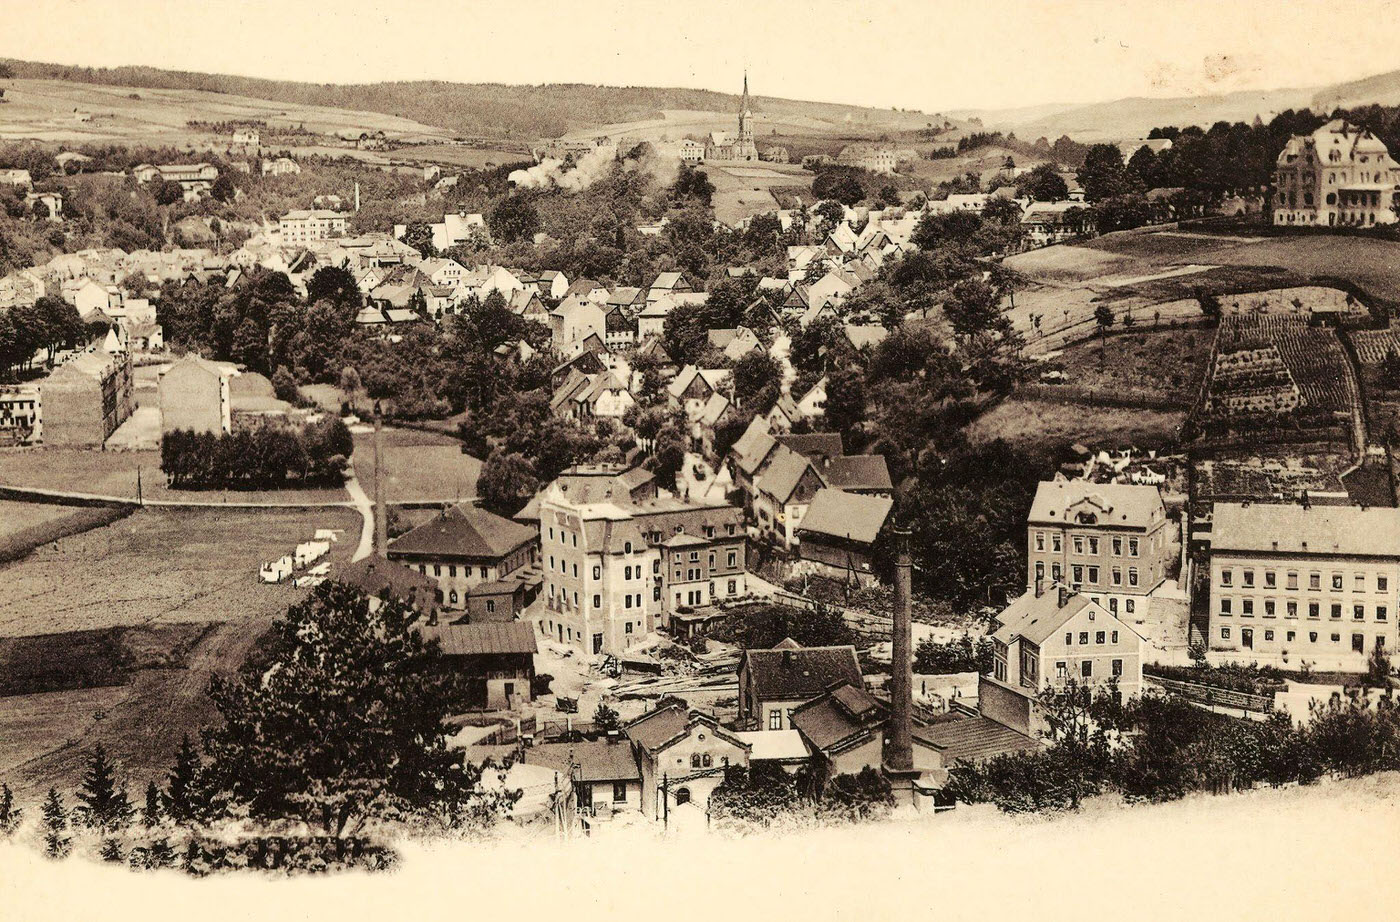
782 649 794 666
885 527 914 776
1058 584 1070 609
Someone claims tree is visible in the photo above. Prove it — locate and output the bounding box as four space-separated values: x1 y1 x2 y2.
1197 290 1222 326
41 788 70 859
142 780 164 828
0 783 20 838
731 350 782 412
488 194 541 244
100 838 124 863
75 744 134 832
1094 303 1114 369
151 177 184 207
820 766 893 820
271 365 299 403
593 702 621 733
944 278 1007 340
1076 144 1127 202
671 164 715 205
306 266 362 310
202 582 520 837
1015 163 1069 202
165 734 210 826
822 361 866 443
210 173 236 203
401 221 437 258
878 184 902 207
812 171 865 207
477 450 539 516
339 365 362 413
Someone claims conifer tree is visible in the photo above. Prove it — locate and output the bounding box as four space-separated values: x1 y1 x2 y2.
100 838 124 863
165 734 207 825
0 783 20 838
142 780 164 828
41 788 70 859
76 744 134 831
147 837 175 868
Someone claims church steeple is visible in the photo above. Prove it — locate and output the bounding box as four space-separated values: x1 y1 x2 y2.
738 70 753 146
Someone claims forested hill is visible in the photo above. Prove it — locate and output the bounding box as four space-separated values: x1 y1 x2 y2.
0 59 928 140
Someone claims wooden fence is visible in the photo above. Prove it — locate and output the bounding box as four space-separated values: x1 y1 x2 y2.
1145 674 1275 713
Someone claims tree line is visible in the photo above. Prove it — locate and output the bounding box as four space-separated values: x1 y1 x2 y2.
160 417 352 489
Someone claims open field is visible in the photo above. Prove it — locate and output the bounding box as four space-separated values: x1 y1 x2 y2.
0 685 130 780
0 500 78 538
0 447 349 504
352 426 480 504
0 505 360 638
966 397 1185 452
386 144 533 170
0 621 217 696
1048 327 1214 405
0 77 452 145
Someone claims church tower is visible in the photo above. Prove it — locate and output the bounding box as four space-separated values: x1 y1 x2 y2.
735 71 757 161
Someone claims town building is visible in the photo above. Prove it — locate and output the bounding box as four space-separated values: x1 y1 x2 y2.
1272 119 1400 227
525 739 642 819
261 157 301 176
624 702 751 821
231 128 261 147
835 145 898 175
737 638 864 730
1021 201 1092 247
39 350 134 447
704 74 759 162
1207 502 1400 667
387 503 540 611
158 354 233 435
794 488 894 585
279 209 348 245
536 485 746 655
0 384 41 443
1026 479 1175 621
677 139 705 163
132 163 219 199
751 444 825 548
417 621 537 710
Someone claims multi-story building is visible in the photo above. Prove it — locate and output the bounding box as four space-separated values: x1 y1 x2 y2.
1272 118 1400 228
0 384 41 443
387 503 540 611
279 209 348 245
158 355 233 435
40 350 133 447
1026 480 1174 621
536 485 745 655
1207 502 1400 668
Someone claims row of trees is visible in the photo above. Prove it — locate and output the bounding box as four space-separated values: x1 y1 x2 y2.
0 294 88 379
948 680 1400 813
160 417 352 489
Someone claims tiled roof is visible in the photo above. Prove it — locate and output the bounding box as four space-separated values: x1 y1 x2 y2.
796 489 893 545
336 554 438 604
1212 502 1400 558
624 704 691 752
1028 480 1165 530
823 455 892 492
741 643 862 702
757 445 821 504
992 590 1096 646
788 682 882 752
419 621 538 656
389 503 538 561
526 740 639 782
913 715 1039 763
776 432 844 463
730 417 777 476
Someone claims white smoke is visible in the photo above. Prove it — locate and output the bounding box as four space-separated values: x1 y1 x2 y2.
509 145 618 191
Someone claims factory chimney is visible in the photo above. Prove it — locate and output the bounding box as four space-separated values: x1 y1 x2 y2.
373 399 387 557
885 527 915 779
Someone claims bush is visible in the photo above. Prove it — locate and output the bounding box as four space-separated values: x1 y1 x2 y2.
160 420 349 490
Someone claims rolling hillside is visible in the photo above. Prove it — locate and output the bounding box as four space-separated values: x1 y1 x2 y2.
0 58 936 142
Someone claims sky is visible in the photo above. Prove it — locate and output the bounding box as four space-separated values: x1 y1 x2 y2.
4 0 1400 113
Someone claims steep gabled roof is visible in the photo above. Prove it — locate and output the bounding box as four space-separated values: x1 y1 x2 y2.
730 416 777 476
419 621 538 656
757 445 823 504
775 432 843 463
741 642 863 703
526 740 639 782
824 455 892 492
796 488 893 545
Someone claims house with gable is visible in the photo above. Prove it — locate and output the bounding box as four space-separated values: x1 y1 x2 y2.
646 271 693 305
737 638 864 730
624 702 752 821
386 503 540 611
667 365 731 421
752 444 825 547
794 489 894 585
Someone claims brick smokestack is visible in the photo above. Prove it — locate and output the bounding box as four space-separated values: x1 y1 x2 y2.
886 527 914 774
373 400 387 557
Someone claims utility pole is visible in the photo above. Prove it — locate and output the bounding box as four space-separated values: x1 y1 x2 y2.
373 400 387 557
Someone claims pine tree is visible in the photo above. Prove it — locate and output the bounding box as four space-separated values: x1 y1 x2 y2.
147 837 175 868
41 788 70 859
0 783 20 838
100 838 124 863
142 780 164 828
165 734 206 825
76 745 133 831
181 838 205 876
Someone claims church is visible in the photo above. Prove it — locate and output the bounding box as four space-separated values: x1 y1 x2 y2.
704 74 759 162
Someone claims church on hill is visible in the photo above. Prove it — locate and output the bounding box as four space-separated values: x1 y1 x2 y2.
704 73 759 162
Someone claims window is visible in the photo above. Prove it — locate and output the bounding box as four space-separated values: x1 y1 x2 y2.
448 590 458 604
1286 601 1298 618
613 782 628 803
653 587 661 601
1264 600 1276 617
624 566 632 580
1309 632 1318 643
479 566 488 579
624 541 632 554
1052 534 1062 552
1109 598 1119 615
593 566 601 580
623 595 632 610
653 559 660 574
1073 536 1084 554
1220 568 1233 587
1035 533 1045 551
1332 633 1341 643
1379 606 1388 622
486 600 496 614
691 753 702 768
1128 568 1138 587
1072 565 1084 584
727 551 737 568
1221 627 1231 640
1221 598 1233 615
1128 537 1139 557
1332 573 1344 590
1052 563 1062 581
1081 661 1093 678
1286 631 1296 642
1242 570 1254 588
1064 632 1073 646
1287 571 1298 590
1056 662 1067 680
1356 573 1367 592
625 621 633 634
1125 600 1135 614
1379 576 1389 592
1112 659 1123 677
1112 567 1122 586
572 564 578 578
593 594 601 608
1087 537 1099 555
1310 572 1321 590
1242 600 1254 616
1087 566 1099 584
448 564 457 578
689 551 700 562
1112 537 1122 556
727 579 736 594
433 564 442 577
1355 605 1365 621
768 711 782 730
1078 632 1089 645
1264 571 1276 589
1309 602 1320 619
1095 631 1105 644
1332 604 1343 620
